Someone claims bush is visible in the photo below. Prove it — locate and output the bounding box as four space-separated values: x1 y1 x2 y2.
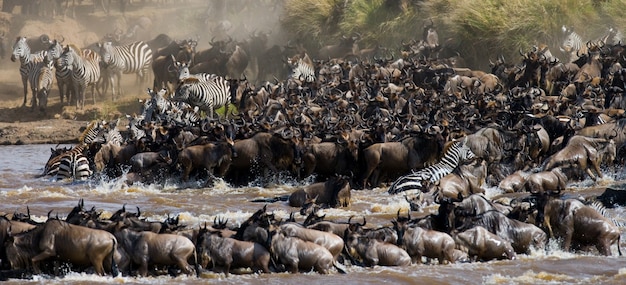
281 0 621 68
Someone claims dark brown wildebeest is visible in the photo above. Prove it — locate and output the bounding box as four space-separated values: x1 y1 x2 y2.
113 227 199 277
456 210 547 254
536 194 622 256
196 229 270 276
523 167 568 194
433 159 487 201
499 170 529 193
5 219 120 276
301 131 360 180
279 222 344 260
288 175 351 208
268 228 336 274
227 130 300 186
178 141 234 182
360 134 442 189
0 215 36 270
344 227 411 267
454 226 517 261
392 211 456 264
543 135 616 181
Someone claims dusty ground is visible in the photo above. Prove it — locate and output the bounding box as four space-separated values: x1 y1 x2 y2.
0 1 210 145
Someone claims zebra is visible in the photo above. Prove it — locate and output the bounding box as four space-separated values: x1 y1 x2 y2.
176 61 217 82
59 45 101 109
11 36 47 107
172 76 231 118
47 39 74 105
56 146 93 181
33 56 55 113
98 41 153 101
288 53 316 83
387 138 476 195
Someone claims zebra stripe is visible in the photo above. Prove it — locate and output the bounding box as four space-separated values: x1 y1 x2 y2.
11 36 47 107
34 57 55 112
59 45 101 109
57 151 93 181
99 41 153 100
291 58 316 83
173 77 231 118
387 140 476 194
47 39 74 105
45 144 92 181
561 27 586 62
177 62 216 82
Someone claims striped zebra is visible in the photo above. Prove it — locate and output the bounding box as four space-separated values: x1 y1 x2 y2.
43 143 92 181
172 76 231 118
561 26 586 62
33 56 55 113
289 53 316 83
176 61 217 82
98 41 153 101
11 36 47 107
387 139 476 195
47 39 74 105
57 146 93 181
59 45 101 109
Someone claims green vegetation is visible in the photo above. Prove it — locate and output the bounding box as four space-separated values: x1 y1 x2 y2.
281 0 623 68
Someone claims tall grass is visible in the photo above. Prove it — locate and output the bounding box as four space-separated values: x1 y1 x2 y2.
281 0 622 68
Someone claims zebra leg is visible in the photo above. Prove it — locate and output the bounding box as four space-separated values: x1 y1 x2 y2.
21 75 28 106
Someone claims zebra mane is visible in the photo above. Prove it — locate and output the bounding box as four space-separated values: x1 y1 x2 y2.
63 44 81 54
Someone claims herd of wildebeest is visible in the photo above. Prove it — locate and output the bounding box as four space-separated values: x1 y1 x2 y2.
2 14 626 279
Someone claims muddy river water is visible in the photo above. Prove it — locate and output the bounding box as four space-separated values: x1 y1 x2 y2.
1 144 625 284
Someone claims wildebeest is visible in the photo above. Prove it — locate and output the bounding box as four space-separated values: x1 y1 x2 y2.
456 210 547 254
5 219 120 276
360 134 442 189
537 195 622 256
279 222 344 260
268 228 336 274
196 229 270 276
392 211 456 264
288 175 351 208
523 167 568 194
177 141 234 182
114 227 199 277
344 228 412 267
227 130 300 185
542 135 616 181
432 159 487 201
454 226 517 261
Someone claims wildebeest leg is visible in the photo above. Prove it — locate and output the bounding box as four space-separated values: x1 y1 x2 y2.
173 256 192 276
31 249 56 274
596 240 612 256
90 255 105 275
138 257 149 277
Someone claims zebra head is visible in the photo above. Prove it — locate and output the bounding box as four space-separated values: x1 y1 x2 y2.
98 41 115 65
59 45 79 70
47 39 63 60
10 36 29 62
459 138 476 161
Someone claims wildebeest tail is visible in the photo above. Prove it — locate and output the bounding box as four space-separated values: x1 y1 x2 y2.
333 261 347 274
110 238 119 277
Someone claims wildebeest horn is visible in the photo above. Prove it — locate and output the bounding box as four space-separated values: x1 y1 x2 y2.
136 206 141 217
359 217 366 227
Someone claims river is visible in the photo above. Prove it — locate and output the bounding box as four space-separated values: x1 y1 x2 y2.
0 144 625 285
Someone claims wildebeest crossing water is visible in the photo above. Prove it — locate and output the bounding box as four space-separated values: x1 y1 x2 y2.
0 144 625 284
